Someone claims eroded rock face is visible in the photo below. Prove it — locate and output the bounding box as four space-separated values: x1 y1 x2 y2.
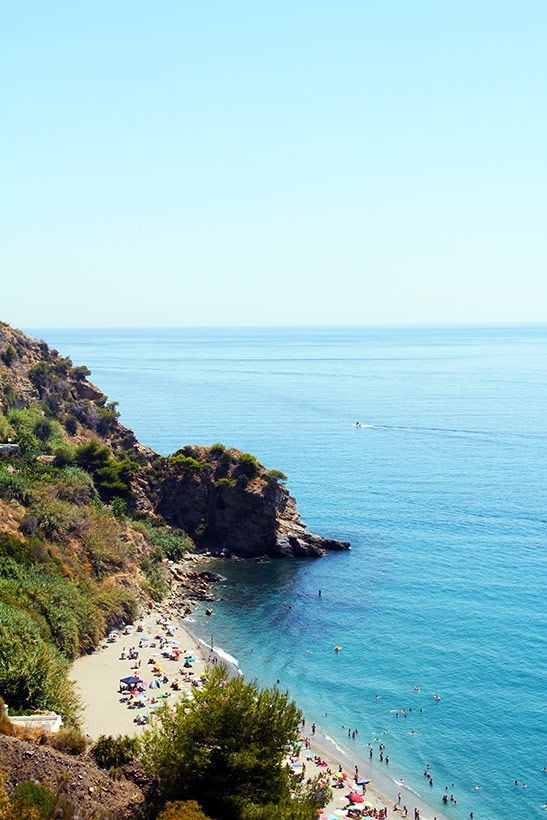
152 446 350 558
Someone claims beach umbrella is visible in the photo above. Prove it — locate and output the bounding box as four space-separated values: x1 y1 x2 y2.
348 793 364 804
326 814 339 820
120 676 142 686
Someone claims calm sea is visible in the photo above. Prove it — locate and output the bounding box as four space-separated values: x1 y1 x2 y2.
31 325 547 820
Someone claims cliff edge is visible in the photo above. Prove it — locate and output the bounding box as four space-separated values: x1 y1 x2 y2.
0 322 349 558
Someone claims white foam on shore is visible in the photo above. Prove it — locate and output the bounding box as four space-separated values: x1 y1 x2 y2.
198 638 242 674
394 779 423 799
322 734 350 758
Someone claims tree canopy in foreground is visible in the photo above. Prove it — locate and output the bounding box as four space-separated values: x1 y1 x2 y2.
141 666 329 819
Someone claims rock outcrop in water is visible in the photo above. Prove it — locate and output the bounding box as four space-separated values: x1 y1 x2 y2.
151 446 349 558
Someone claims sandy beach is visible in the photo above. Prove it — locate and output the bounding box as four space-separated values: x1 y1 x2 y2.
71 608 209 739
294 724 448 820
72 601 446 820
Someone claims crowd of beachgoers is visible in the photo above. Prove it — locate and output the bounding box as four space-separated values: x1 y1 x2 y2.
72 607 446 820
72 608 208 738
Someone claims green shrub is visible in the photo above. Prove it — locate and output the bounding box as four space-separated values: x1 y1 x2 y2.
53 466 95 505
64 415 78 435
7 407 64 454
49 726 87 755
0 466 34 504
0 411 12 440
266 469 287 482
157 801 211 820
141 667 308 820
75 439 109 470
92 734 139 768
96 405 120 436
28 499 86 544
143 562 169 602
1 383 18 412
214 478 236 489
73 365 91 380
75 439 137 501
11 781 56 819
28 362 52 391
97 587 139 632
34 418 53 444
139 523 193 561
0 601 79 721
238 452 259 478
0 345 16 367
111 497 128 520
52 443 75 468
209 443 225 455
81 507 128 578
171 455 203 470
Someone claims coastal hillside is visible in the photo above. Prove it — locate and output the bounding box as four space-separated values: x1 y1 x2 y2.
0 321 347 719
0 321 348 819
0 321 348 559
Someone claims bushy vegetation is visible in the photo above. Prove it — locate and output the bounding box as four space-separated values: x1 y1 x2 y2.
75 439 138 502
170 455 203 471
0 773 75 820
0 346 16 368
267 469 287 482
49 726 87 755
0 454 141 719
157 801 211 820
92 734 139 769
138 522 193 561
11 782 55 819
0 601 79 722
7 407 64 455
141 667 329 820
214 477 236 489
237 453 259 478
142 561 170 602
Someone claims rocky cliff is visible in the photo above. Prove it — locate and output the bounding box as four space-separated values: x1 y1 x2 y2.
151 446 349 558
0 322 349 558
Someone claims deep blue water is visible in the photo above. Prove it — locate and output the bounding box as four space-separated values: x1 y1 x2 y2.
31 325 547 819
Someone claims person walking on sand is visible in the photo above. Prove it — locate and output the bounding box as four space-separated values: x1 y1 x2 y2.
311 723 316 736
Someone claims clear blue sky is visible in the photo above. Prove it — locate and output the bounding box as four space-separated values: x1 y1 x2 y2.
1 1 546 327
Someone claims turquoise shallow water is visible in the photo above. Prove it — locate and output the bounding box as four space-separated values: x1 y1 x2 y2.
31 325 547 820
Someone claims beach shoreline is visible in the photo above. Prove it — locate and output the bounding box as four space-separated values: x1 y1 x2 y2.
72 557 449 820
180 611 448 820
72 601 445 819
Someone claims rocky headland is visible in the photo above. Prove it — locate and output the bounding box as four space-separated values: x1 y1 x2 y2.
0 321 349 559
